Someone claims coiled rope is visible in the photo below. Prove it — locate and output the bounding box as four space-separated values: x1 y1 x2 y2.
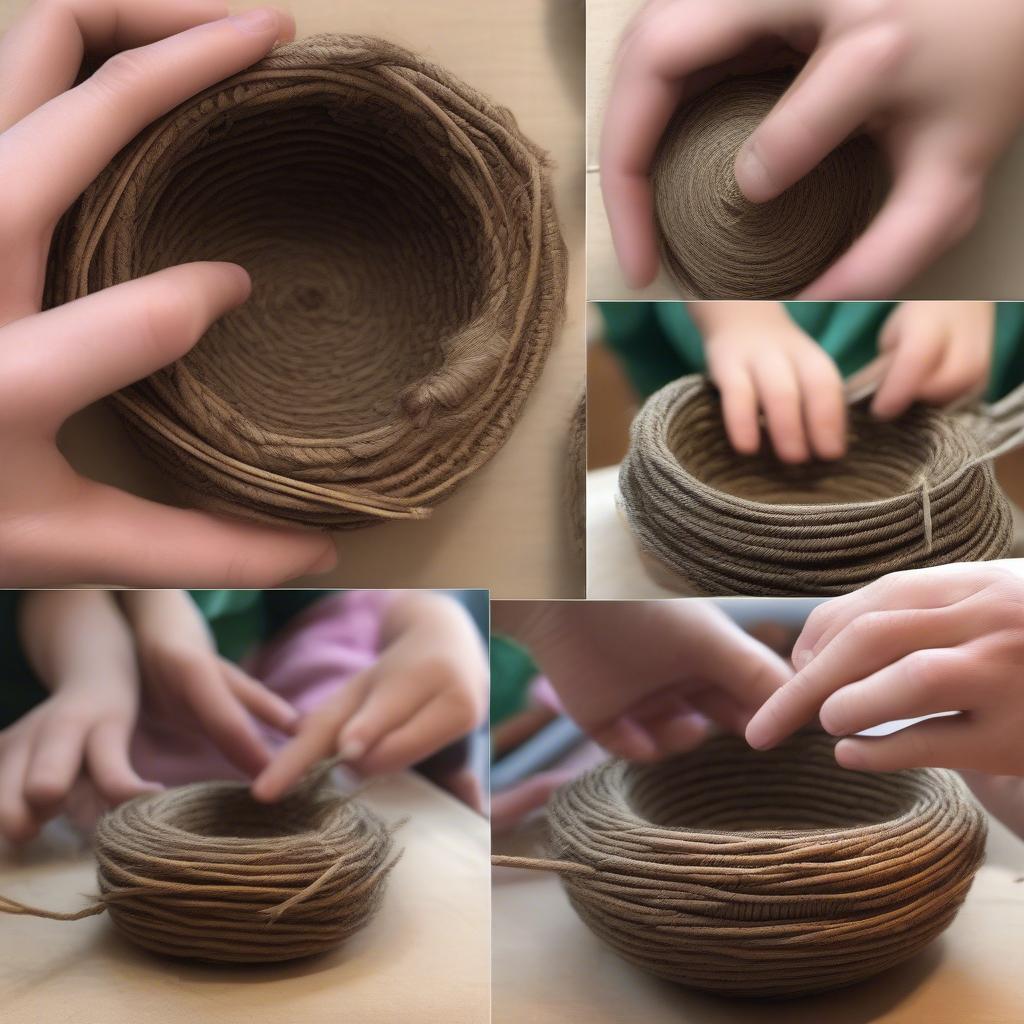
0 768 400 963
618 375 1020 596
46 34 567 528
493 734 986 998
651 71 886 299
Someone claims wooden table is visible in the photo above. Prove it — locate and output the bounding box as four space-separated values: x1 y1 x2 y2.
0 0 586 599
493 803 1024 1024
0 773 490 1024
587 0 1024 301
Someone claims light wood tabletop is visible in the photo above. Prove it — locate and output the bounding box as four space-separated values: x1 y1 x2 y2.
587 0 1024 301
493 800 1024 1024
0 772 490 1024
0 0 586 598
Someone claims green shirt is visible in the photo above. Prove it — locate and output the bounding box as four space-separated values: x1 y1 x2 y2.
599 301 1024 401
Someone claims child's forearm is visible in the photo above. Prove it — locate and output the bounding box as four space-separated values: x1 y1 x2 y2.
18 590 136 692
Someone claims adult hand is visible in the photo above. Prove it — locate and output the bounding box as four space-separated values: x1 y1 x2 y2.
0 0 336 585
602 0 1024 297
746 562 1024 773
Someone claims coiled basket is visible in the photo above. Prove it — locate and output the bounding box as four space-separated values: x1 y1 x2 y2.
46 35 567 527
619 375 1017 596
504 734 986 998
651 71 885 299
94 776 398 963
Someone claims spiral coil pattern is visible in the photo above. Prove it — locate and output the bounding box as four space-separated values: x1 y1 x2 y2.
542 734 985 997
652 72 885 299
92 776 398 963
46 35 567 527
619 376 1014 596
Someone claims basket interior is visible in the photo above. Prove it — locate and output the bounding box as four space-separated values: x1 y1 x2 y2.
623 738 918 832
665 388 942 505
135 90 490 437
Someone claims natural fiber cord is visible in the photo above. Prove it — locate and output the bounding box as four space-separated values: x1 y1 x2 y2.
494 734 986 998
652 72 885 299
0 769 400 963
46 34 567 528
619 375 1018 596
566 391 587 558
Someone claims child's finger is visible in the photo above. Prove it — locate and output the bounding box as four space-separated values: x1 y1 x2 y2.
592 716 660 762
735 31 892 202
871 328 945 420
751 351 809 463
801 159 983 301
169 661 275 777
335 677 439 766
0 735 39 843
85 720 162 806
2 8 293 232
354 694 479 776
0 0 229 133
819 650 970 738
250 678 370 802
23 713 88 813
794 349 847 460
834 716 973 772
7 262 250 421
221 661 299 735
713 362 761 455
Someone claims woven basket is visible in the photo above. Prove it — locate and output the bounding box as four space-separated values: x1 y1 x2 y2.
46 35 567 528
619 376 1016 596
538 734 986 998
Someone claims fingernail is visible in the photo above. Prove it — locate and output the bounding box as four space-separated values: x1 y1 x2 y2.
229 7 279 33
793 649 813 670
734 145 775 203
338 737 365 763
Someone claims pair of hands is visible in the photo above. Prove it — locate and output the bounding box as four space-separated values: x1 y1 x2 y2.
500 564 1024 834
697 301 994 463
0 590 487 843
604 0 1024 298
0 0 335 586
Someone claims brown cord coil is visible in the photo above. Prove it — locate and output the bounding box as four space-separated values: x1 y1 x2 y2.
651 72 885 299
494 734 986 998
46 34 567 528
0 772 400 964
566 391 587 558
618 375 1016 596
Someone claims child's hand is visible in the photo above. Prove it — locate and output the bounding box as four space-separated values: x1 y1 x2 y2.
746 562 1024 773
870 302 995 419
695 301 846 462
0 0 335 586
120 591 299 779
494 600 792 762
0 591 159 842
252 594 487 802
602 0 1024 297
